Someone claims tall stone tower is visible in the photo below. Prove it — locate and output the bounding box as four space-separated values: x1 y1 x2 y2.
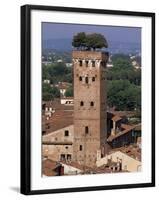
72 50 109 167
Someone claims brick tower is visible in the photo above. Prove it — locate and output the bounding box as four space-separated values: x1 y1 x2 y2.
72 50 109 167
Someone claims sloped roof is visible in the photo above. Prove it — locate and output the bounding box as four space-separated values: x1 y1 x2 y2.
44 110 73 134
42 159 61 176
107 124 134 142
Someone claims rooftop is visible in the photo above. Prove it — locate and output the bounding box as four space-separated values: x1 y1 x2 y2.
43 110 73 134
109 145 141 161
107 124 134 142
42 159 62 176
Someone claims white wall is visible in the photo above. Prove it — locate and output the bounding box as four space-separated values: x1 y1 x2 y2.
0 0 158 199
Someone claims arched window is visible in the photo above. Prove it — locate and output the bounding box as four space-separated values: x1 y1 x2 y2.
92 77 95 82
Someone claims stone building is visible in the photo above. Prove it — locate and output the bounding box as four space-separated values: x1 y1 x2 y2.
72 50 109 167
43 124 74 162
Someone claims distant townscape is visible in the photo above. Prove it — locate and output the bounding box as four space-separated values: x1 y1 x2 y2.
42 33 141 177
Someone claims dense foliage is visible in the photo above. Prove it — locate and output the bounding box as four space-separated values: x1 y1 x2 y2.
107 54 141 85
72 32 108 50
65 86 73 97
107 80 141 111
42 62 73 84
42 83 60 101
107 54 141 111
42 62 73 101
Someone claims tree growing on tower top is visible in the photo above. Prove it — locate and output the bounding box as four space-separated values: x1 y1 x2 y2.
72 32 108 51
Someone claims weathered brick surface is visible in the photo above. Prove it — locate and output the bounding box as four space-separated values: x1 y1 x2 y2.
73 51 108 167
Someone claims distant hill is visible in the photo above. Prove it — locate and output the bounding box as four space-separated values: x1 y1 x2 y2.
43 38 72 51
42 38 141 55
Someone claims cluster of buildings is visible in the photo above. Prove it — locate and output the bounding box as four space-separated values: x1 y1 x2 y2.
42 50 141 176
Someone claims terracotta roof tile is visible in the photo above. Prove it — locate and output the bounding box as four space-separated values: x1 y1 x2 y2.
42 159 61 176
43 110 73 134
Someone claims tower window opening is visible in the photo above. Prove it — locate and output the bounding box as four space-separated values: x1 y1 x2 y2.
79 60 82 66
79 76 82 81
80 101 84 106
79 145 83 151
85 77 88 84
65 130 69 136
92 61 95 67
85 126 89 134
92 77 95 82
90 101 94 106
86 60 89 67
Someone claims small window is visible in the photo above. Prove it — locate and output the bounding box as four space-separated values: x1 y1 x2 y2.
92 61 95 67
79 76 82 81
79 145 83 151
67 154 72 160
85 77 88 84
60 154 65 161
90 101 94 106
65 146 69 149
80 101 84 106
85 126 89 134
65 130 69 136
86 60 89 67
79 60 82 66
92 77 95 82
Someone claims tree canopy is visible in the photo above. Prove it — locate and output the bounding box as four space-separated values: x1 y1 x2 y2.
42 83 60 101
65 86 73 97
107 80 141 111
72 32 108 50
42 62 73 84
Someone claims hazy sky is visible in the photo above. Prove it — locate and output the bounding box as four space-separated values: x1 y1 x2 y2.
42 22 141 43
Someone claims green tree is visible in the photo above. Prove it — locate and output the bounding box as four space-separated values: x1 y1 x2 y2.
113 57 133 70
65 86 73 97
72 32 86 50
48 62 68 77
86 33 108 50
42 83 60 101
72 32 108 50
52 87 60 98
107 55 141 86
107 80 141 111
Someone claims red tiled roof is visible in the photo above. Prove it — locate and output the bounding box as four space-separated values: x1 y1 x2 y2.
43 110 73 134
42 159 61 176
109 145 141 161
60 161 93 171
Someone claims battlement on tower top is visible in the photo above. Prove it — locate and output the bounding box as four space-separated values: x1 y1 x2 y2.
72 50 109 61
